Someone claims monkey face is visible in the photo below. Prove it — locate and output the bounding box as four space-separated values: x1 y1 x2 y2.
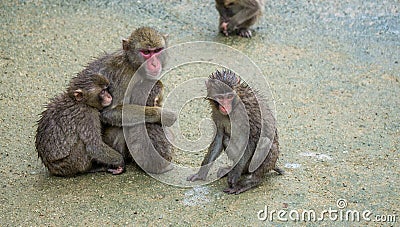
140 47 164 78
206 78 237 115
99 87 112 108
211 92 236 115
122 27 167 79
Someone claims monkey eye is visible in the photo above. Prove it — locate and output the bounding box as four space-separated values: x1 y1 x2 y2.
140 49 151 55
214 95 224 101
154 48 163 53
227 94 234 99
100 89 107 95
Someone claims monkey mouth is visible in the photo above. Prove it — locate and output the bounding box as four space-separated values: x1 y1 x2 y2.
146 58 162 77
219 106 229 115
147 70 161 77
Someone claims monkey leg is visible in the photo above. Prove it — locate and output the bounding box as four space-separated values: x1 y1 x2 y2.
223 158 264 194
146 123 174 173
237 28 252 38
226 165 283 194
103 126 131 161
46 141 91 176
227 137 282 194
126 123 173 174
217 166 232 178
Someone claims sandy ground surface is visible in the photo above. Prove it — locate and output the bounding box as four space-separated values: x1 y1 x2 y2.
0 0 399 226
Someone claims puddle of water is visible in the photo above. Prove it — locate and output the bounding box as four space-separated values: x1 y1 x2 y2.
299 151 333 161
182 185 212 207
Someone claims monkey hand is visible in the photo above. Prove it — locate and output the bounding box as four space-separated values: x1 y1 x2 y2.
238 29 252 38
161 108 177 127
221 22 230 36
186 172 207 182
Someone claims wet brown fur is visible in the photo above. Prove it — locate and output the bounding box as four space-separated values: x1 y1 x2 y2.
188 69 282 194
35 73 124 176
80 27 175 174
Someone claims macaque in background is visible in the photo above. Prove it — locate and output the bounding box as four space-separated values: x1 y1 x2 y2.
216 0 265 38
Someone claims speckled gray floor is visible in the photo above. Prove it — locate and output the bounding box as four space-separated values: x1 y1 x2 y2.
0 0 399 226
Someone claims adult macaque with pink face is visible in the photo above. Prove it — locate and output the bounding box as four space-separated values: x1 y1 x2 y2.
140 48 163 74
79 27 177 174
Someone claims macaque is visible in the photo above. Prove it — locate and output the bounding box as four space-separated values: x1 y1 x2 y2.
187 69 283 194
216 0 265 38
80 27 176 174
35 73 125 176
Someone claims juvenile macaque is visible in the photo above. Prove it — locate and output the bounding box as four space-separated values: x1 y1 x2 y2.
35 73 124 176
216 0 265 38
81 27 176 173
187 69 283 194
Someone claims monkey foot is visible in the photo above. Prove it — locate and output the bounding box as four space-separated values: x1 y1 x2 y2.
224 177 261 194
238 29 252 38
223 186 248 195
219 29 229 37
219 22 229 36
223 184 256 195
274 167 285 175
107 166 124 175
187 172 207 182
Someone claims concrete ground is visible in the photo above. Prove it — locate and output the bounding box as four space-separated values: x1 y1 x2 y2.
0 0 398 226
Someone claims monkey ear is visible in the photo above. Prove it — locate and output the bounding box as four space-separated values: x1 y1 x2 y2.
73 89 84 102
163 33 169 40
122 38 129 51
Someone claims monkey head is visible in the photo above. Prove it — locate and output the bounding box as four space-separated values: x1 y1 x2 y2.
69 73 112 110
122 27 167 79
206 69 241 115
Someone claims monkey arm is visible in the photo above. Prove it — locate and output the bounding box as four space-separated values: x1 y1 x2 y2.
228 1 261 30
101 104 176 127
86 142 125 168
187 132 224 181
216 3 230 22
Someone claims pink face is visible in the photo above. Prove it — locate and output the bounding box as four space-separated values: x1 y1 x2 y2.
214 93 235 115
140 48 164 77
100 88 112 107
